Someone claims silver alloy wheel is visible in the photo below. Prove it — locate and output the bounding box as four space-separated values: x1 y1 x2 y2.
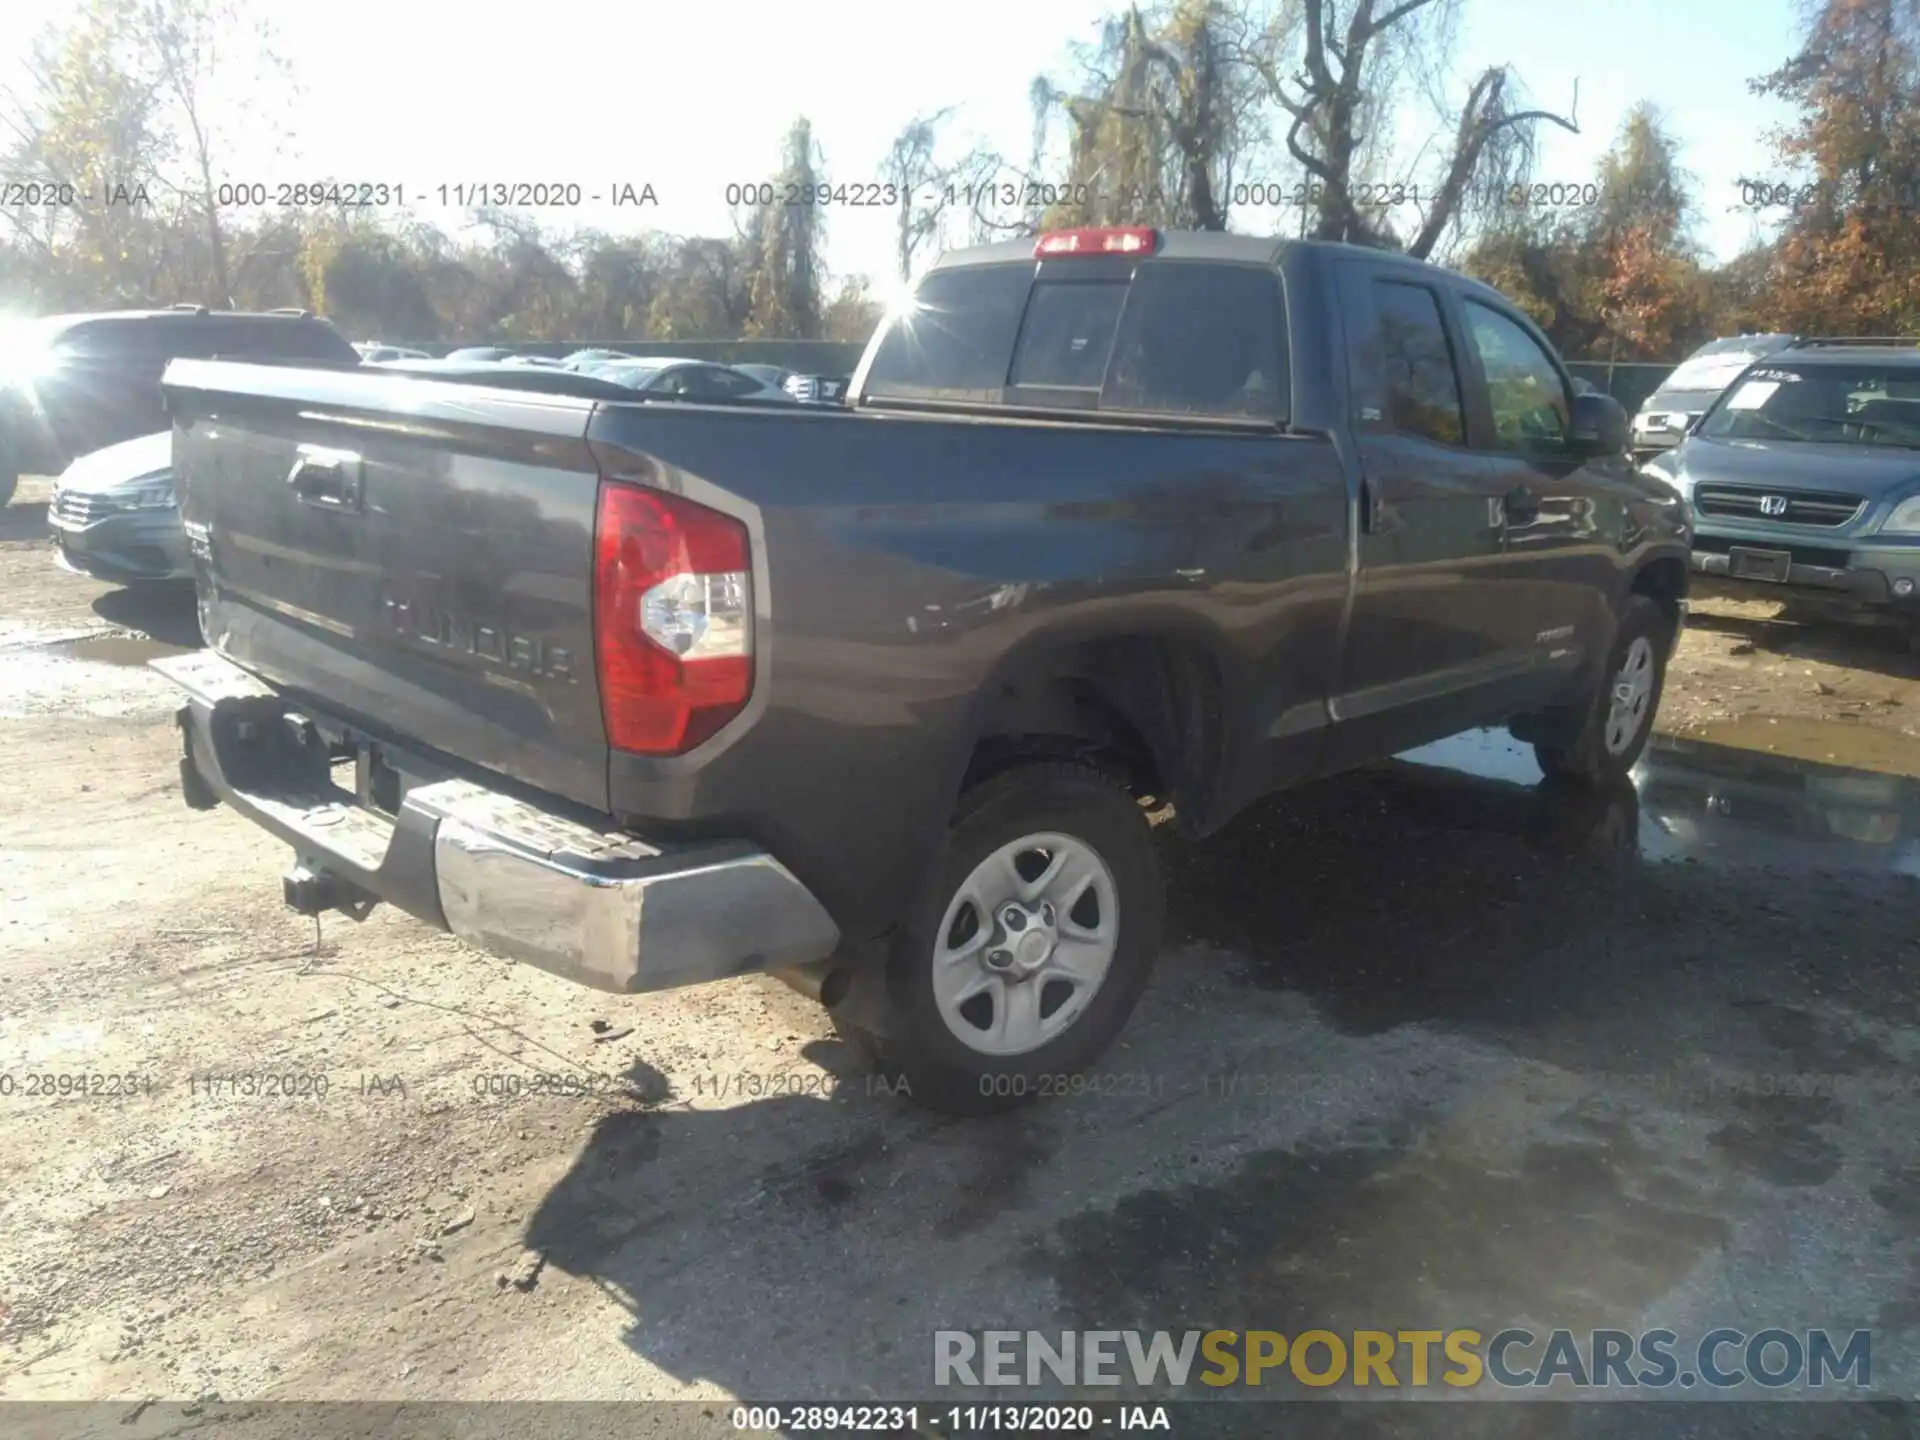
930 832 1120 1057
1604 635 1656 755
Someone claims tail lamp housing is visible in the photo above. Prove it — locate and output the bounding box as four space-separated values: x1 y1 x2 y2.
593 481 752 755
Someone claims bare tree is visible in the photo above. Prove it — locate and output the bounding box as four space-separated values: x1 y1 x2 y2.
1236 0 1579 256
134 0 294 306
884 109 955 280
743 118 828 337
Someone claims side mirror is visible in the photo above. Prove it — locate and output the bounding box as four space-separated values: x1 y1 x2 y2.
1569 391 1629 456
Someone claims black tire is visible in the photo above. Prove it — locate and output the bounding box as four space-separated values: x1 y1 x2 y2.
1527 774 1641 858
1535 594 1674 786
845 760 1162 1116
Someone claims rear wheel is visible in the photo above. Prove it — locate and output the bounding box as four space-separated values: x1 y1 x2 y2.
844 760 1162 1116
1534 594 1672 786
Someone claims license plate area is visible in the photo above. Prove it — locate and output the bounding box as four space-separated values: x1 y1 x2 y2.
1729 547 1793 583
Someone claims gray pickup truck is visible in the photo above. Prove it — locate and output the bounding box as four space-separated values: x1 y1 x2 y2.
154 227 1690 1114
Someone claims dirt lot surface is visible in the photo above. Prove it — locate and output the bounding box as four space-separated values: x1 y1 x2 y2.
4 473 1920 1435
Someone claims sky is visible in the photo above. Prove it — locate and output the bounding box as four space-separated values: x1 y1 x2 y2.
0 0 1808 289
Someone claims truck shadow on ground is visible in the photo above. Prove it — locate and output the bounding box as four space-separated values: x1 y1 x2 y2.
91 583 202 647
521 733 1920 1426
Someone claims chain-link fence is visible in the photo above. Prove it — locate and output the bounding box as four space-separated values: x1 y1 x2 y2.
1565 361 1676 413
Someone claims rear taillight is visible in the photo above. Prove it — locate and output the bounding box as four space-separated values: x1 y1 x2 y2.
592 482 752 755
1034 226 1159 257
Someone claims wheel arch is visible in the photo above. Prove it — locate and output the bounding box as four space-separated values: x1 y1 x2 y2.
954 618 1235 833
1628 551 1689 637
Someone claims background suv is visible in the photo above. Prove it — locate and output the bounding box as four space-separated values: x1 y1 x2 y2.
1631 333 1798 462
1644 340 1920 649
0 305 358 504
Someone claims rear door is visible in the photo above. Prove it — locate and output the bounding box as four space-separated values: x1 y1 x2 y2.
1327 264 1519 764
172 364 613 810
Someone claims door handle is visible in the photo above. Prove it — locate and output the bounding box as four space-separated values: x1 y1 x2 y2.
285 446 363 511
1502 485 1539 523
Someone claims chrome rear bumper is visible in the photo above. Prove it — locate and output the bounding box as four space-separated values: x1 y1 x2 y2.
151 650 840 994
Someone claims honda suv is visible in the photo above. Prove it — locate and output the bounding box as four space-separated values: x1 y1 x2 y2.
1642 339 1920 649
0 306 359 505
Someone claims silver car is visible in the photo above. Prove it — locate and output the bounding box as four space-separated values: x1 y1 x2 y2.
581 358 796 402
1632 334 1797 461
734 363 796 390
355 343 429 362
47 430 189 584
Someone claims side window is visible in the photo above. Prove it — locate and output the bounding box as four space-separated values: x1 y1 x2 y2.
706 368 762 397
63 321 175 359
52 322 117 358
1367 280 1466 446
144 317 232 360
196 318 257 358
1101 263 1288 420
265 322 357 361
1463 300 1570 451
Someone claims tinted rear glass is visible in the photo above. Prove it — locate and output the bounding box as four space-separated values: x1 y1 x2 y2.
50 315 353 362
864 257 1288 420
864 263 1033 402
1101 264 1286 419
1009 280 1128 389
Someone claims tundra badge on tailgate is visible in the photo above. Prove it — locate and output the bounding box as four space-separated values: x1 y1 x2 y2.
380 596 576 681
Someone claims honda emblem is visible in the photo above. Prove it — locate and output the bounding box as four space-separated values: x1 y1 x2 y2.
1759 494 1789 517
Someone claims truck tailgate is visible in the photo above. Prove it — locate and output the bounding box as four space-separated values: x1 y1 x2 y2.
163 359 612 811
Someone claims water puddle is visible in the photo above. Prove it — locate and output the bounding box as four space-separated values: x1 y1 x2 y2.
48 632 192 668
0 630 188 720
1682 714 1920 779
1398 727 1920 877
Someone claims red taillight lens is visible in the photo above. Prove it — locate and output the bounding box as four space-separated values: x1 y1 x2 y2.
1034 226 1159 257
593 482 752 755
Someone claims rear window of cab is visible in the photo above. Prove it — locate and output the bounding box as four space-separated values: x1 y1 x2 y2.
863 260 1289 423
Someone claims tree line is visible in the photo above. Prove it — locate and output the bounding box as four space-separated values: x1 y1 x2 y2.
2 0 1916 358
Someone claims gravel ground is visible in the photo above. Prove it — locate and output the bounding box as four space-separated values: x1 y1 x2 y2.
3 475 1919 1437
